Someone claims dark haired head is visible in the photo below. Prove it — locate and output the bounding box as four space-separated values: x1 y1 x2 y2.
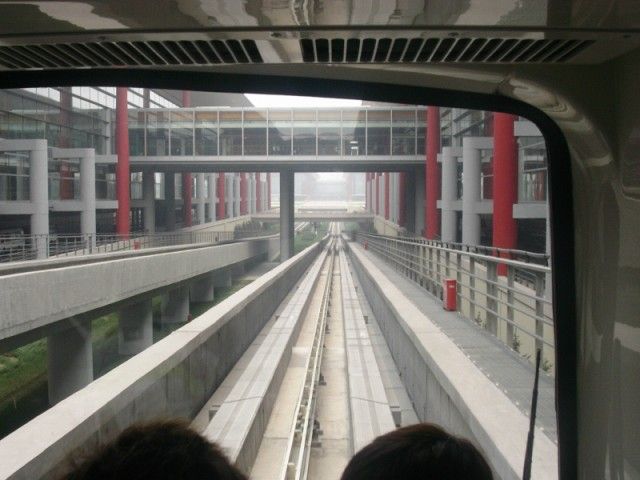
341 423 493 480
60 419 246 480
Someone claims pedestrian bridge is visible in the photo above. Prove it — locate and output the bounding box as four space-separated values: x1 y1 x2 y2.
104 106 427 172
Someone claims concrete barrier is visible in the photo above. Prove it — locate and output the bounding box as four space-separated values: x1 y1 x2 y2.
0 240 324 480
346 241 557 480
204 242 328 472
0 237 278 349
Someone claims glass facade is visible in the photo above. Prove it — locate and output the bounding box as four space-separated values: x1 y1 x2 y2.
0 151 30 201
518 136 547 202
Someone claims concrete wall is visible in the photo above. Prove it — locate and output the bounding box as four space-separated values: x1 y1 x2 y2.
0 237 278 349
0 240 324 480
345 242 557 480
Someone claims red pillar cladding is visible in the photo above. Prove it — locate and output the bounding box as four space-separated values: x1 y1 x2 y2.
240 173 248 215
267 173 271 209
256 173 261 212
182 91 192 227
426 106 440 239
492 112 518 275
399 172 406 226
217 173 226 219
115 87 130 236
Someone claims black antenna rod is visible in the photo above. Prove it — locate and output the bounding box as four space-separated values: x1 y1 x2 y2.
523 349 542 480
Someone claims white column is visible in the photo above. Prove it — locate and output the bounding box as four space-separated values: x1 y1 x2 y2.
462 138 481 246
48 321 93 405
234 174 241 217
213 268 233 288
29 140 49 258
118 299 153 356
209 173 217 222
250 173 256 214
280 170 294 261
191 272 215 302
196 173 205 225
161 285 190 324
441 147 458 242
80 149 96 249
143 170 155 233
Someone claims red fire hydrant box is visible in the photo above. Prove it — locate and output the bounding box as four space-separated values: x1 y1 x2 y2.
443 279 457 311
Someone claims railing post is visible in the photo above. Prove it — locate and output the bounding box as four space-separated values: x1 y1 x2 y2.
469 257 476 323
506 266 515 349
456 251 462 312
486 262 498 335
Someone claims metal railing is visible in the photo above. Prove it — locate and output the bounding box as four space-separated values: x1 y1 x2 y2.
0 229 277 263
355 232 554 371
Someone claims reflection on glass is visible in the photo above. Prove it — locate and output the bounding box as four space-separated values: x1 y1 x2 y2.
392 110 415 155
518 137 547 202
367 110 390 155
293 110 316 155
170 110 193 156
49 157 80 200
146 111 169 155
318 110 341 156
268 110 291 155
417 109 426 155
343 110 365 156
0 151 30 201
244 110 267 155
95 164 116 200
220 111 242 155
195 111 218 155
129 109 145 155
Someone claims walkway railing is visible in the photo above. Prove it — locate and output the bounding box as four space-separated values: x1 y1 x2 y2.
355 232 554 371
0 229 275 263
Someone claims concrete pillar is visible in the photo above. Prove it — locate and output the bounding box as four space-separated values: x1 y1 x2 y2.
196 173 205 225
165 173 176 231
493 113 518 275
240 173 248 215
426 106 441 239
250 173 256 214
384 172 390 220
80 149 96 249
255 172 261 213
441 147 457 242
217 172 226 219
209 173 216 221
183 173 192 227
280 170 294 261
29 140 49 258
143 170 155 233
213 268 233 288
115 87 130 236
399 172 406 227
267 173 271 210
462 138 481 245
161 285 190 324
48 321 93 405
234 174 241 217
190 273 215 302
118 299 153 356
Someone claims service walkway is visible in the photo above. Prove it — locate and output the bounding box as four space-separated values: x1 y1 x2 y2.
351 241 557 442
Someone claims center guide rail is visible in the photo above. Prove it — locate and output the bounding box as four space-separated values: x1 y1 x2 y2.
281 224 338 480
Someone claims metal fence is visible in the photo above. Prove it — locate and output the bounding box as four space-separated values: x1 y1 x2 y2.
355 232 554 371
0 229 277 263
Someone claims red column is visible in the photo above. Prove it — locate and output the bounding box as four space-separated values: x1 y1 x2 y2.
182 91 192 227
115 87 130 236
240 173 248 215
267 173 271 209
256 173 261 212
384 172 390 220
217 173 226 219
426 106 440 239
399 172 406 226
493 112 518 275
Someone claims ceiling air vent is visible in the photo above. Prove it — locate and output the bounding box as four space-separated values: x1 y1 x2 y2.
300 37 593 64
0 39 263 70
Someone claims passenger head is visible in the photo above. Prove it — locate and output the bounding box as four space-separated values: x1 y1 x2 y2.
60 419 247 480
340 423 493 480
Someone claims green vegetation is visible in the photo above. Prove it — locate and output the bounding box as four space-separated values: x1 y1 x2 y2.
294 222 329 254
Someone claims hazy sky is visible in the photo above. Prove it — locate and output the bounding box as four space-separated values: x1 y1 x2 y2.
245 94 361 108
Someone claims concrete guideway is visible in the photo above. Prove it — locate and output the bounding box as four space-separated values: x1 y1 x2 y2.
0 239 325 480
345 240 558 480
